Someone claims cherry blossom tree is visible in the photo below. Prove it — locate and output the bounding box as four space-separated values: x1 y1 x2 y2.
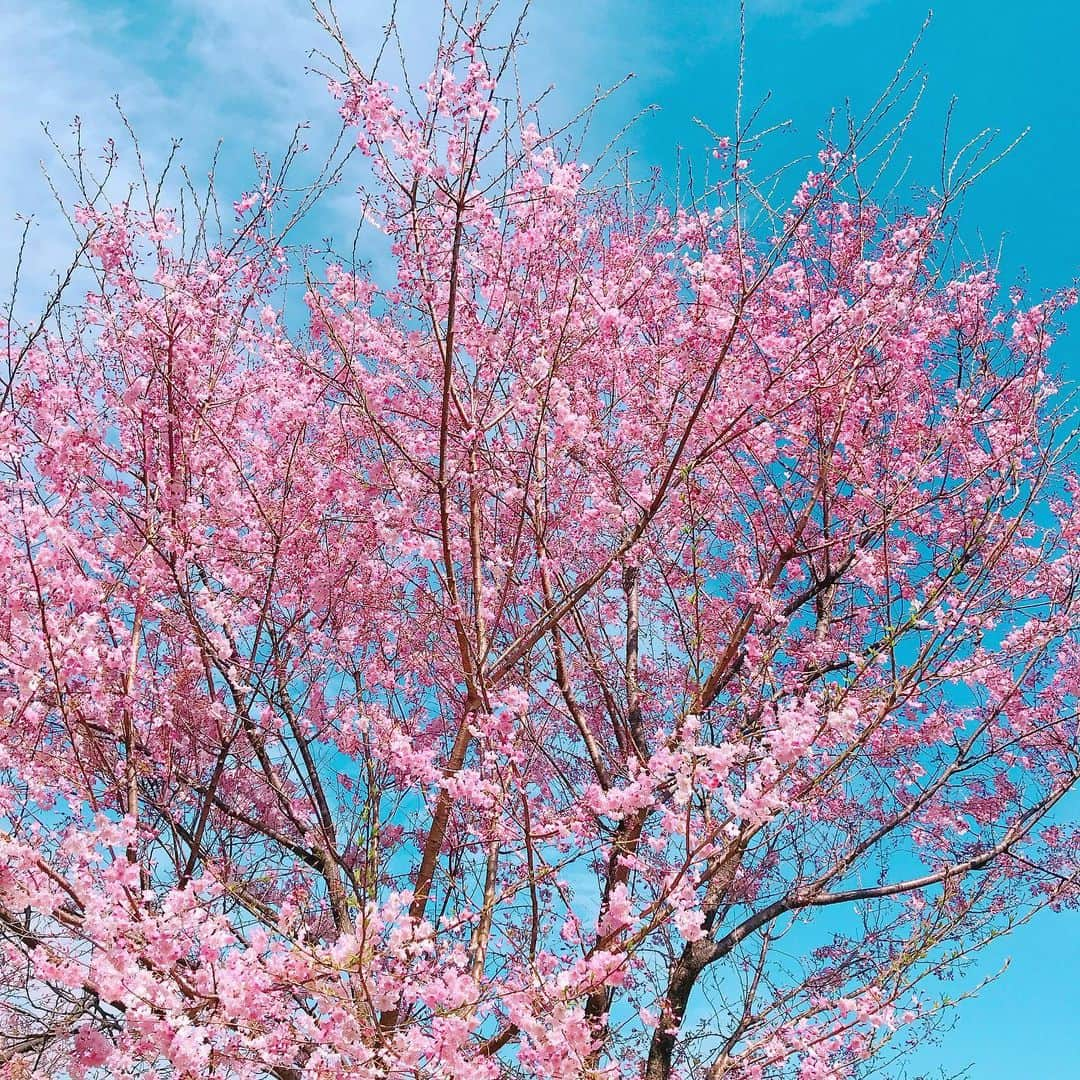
2 5 1079 1078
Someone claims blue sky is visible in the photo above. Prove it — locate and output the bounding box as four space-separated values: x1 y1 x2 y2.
2 0 1078 1075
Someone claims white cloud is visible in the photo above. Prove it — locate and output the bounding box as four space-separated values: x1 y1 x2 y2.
750 0 880 28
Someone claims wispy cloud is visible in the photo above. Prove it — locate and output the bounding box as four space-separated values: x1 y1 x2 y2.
750 0 882 29
0 0 374 310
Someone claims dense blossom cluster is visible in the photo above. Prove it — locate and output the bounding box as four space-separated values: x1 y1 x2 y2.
1 15 1079 1080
